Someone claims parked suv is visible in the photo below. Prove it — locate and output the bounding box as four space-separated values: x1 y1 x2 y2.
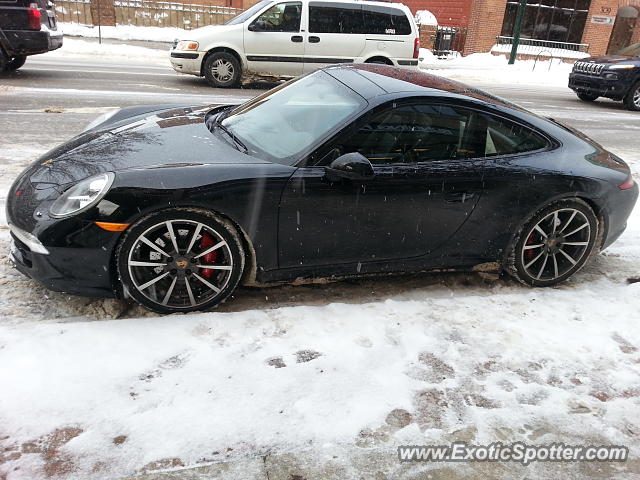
569 43 640 111
0 0 62 72
170 0 419 87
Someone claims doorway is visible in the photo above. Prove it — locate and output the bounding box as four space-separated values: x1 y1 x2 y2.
607 6 639 54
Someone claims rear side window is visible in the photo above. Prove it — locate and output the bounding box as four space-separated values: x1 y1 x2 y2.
362 5 411 35
480 114 548 157
309 2 364 34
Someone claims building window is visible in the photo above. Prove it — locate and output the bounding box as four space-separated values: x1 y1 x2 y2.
501 0 591 44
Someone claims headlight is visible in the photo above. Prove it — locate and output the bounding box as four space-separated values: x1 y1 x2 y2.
608 64 636 70
50 173 115 218
176 40 199 51
82 108 120 133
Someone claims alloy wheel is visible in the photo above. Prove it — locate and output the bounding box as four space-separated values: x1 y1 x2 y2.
634 86 640 109
126 219 234 309
211 59 234 83
519 208 591 282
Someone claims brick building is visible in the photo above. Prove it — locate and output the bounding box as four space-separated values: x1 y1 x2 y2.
409 0 640 56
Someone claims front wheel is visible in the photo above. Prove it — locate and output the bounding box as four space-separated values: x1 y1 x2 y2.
116 209 245 314
203 52 241 88
507 199 599 287
577 91 598 102
6 55 26 71
623 81 640 111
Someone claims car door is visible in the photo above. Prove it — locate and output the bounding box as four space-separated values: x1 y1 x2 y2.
277 101 488 269
244 1 304 76
302 1 365 73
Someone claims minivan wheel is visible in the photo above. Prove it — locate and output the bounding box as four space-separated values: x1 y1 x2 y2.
6 55 27 71
577 91 598 102
116 209 245 314
203 52 241 88
623 81 640 111
507 198 598 287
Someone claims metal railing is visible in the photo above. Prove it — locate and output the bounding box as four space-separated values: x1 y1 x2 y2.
114 0 242 29
54 0 242 29
496 36 589 53
433 26 467 57
54 0 93 25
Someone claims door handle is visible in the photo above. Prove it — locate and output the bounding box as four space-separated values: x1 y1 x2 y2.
308 36 320 43
444 191 476 203
291 35 303 42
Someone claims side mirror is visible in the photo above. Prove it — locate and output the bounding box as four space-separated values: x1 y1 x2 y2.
325 152 375 181
248 20 264 31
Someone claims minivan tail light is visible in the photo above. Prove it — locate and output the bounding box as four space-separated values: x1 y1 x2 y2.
27 4 41 31
413 37 420 59
619 174 635 190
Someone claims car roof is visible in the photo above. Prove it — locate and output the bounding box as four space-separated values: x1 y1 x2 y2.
325 64 531 114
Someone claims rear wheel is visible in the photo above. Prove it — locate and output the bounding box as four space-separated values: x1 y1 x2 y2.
6 55 26 71
623 81 640 111
117 209 245 314
577 91 598 102
203 52 241 88
507 199 598 287
0 49 8 72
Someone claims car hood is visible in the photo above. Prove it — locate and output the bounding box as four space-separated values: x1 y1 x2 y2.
180 24 240 43
582 55 640 64
26 105 268 186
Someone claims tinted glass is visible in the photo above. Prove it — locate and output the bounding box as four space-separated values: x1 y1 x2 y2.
250 2 301 32
309 3 364 34
221 71 366 163
362 5 412 35
322 104 547 165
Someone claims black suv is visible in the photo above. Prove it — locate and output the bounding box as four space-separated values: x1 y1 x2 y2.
0 0 62 72
569 43 640 111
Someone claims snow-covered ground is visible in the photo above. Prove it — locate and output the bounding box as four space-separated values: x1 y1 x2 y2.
1 39 640 480
60 23 186 44
45 37 168 63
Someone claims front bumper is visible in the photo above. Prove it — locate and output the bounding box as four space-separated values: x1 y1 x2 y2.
170 51 204 76
568 72 632 100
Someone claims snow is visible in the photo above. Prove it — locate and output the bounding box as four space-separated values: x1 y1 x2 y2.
491 42 590 60
60 22 187 43
419 51 576 87
415 10 438 27
45 37 169 63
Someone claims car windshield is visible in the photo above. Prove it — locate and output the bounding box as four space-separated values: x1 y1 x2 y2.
615 42 640 56
225 0 271 25
215 71 366 164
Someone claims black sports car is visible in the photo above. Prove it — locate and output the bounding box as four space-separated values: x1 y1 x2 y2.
7 65 638 313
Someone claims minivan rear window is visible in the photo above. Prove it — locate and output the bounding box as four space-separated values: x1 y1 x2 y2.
308 2 411 35
362 5 411 35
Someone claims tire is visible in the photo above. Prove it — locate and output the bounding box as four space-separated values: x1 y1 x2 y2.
116 208 245 314
623 81 640 111
0 49 8 73
577 91 598 102
203 52 241 88
6 55 26 71
507 198 599 287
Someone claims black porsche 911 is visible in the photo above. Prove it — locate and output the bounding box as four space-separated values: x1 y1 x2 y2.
7 65 638 313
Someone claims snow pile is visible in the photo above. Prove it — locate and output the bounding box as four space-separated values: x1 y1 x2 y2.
415 10 437 26
420 52 575 87
46 37 169 63
491 42 590 60
60 22 186 43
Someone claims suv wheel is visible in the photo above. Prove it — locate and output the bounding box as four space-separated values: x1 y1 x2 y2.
623 81 640 111
203 52 241 88
7 55 26 71
0 49 8 72
577 91 598 102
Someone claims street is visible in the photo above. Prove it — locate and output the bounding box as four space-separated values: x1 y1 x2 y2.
1 43 639 480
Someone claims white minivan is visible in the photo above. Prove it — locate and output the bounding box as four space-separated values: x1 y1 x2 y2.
170 0 419 88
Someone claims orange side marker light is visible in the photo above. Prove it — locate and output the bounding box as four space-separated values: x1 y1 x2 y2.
95 222 130 232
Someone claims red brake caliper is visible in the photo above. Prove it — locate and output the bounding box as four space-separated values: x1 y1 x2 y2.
198 232 218 279
524 232 537 260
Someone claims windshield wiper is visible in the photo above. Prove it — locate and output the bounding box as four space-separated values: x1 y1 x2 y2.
212 110 248 154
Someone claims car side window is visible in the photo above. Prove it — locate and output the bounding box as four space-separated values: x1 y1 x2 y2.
319 104 472 166
479 114 548 157
250 2 302 32
362 5 412 35
309 2 364 34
